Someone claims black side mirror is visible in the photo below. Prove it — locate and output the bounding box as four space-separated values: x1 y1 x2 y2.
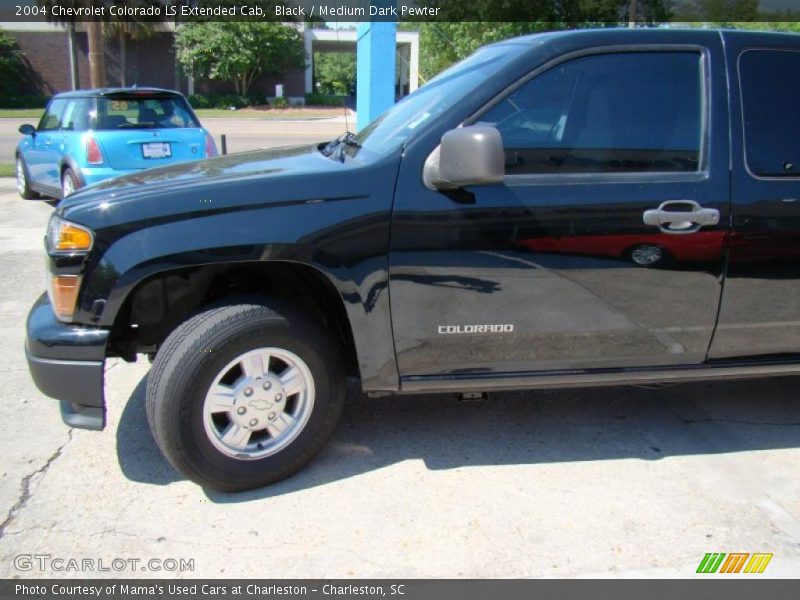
423 125 505 190
18 124 36 136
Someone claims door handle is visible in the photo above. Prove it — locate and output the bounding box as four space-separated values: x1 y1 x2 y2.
643 200 720 234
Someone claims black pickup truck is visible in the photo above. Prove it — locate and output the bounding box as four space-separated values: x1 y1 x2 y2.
25 28 800 491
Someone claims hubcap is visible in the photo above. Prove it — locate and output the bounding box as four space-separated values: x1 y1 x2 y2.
62 174 75 198
202 347 314 460
631 245 663 266
16 159 25 195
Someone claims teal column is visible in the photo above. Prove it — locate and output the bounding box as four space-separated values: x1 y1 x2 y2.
356 19 397 131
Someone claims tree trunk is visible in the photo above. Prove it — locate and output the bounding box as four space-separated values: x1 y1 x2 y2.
67 23 79 90
119 30 127 87
87 20 107 88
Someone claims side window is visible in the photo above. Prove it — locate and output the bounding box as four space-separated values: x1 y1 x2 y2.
479 51 704 175
38 99 67 132
739 49 800 178
59 99 91 131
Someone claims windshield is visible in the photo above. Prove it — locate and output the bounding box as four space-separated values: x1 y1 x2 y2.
93 96 200 130
349 43 528 158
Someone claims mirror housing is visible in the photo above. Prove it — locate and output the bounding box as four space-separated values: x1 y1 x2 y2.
18 124 35 136
423 125 505 190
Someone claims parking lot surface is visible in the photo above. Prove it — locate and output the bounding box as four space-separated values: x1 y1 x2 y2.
0 182 799 578
0 117 346 160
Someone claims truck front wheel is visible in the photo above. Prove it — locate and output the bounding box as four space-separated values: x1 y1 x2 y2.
146 302 345 492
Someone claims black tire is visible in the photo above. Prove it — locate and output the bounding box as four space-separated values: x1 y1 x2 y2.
146 302 345 492
61 167 80 199
16 156 39 200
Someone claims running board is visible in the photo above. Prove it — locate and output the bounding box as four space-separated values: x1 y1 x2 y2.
399 361 800 393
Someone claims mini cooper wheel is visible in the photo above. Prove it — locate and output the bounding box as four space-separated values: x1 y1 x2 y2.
146 302 345 492
629 244 666 267
61 168 79 199
16 157 38 199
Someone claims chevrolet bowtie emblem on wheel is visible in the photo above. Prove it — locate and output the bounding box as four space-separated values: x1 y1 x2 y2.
696 552 773 574
248 399 273 411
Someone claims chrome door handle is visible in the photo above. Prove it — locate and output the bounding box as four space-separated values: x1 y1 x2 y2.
643 200 720 234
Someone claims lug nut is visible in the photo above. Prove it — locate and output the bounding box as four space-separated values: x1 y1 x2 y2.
237 407 246 415
275 394 283 402
268 412 276 420
244 387 253 397
263 381 272 390
249 418 258 427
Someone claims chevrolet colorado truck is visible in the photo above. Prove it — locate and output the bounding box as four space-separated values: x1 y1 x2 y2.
25 29 800 491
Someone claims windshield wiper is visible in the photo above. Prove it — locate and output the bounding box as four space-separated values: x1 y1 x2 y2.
322 131 361 159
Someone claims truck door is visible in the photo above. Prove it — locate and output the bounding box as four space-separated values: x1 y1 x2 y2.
709 34 800 360
389 39 731 381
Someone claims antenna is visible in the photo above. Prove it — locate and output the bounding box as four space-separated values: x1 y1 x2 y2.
334 21 352 133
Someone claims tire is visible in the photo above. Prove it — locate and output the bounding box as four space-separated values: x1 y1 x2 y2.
16 156 39 200
629 244 667 267
146 302 345 492
61 167 80 199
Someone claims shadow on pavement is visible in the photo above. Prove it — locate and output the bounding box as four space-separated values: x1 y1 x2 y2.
116 372 800 502
116 375 181 486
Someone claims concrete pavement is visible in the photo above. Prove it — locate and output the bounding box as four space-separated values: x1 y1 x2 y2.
0 181 799 578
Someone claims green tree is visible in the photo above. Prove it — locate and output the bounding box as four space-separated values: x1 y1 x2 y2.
674 0 760 22
0 29 26 97
314 52 356 95
176 22 305 96
409 1 673 80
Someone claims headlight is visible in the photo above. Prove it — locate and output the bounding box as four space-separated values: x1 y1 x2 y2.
47 216 94 253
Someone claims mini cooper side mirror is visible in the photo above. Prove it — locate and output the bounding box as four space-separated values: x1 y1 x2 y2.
423 125 505 190
18 124 36 136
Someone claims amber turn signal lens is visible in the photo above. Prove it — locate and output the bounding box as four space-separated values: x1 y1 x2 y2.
49 275 81 320
55 224 92 252
47 218 94 253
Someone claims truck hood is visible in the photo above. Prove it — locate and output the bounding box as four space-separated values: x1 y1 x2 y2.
58 143 360 228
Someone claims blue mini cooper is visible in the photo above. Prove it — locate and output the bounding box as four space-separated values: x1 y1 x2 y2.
16 87 217 200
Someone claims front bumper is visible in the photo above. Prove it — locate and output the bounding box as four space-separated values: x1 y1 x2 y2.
25 293 110 430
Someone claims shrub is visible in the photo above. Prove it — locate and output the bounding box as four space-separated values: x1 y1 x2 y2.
246 91 266 106
0 93 49 108
214 94 248 109
304 93 345 107
187 93 211 109
270 96 289 109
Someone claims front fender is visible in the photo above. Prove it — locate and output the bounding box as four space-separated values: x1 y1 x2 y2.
76 195 398 390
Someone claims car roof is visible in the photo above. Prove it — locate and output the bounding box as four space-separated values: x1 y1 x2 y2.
52 87 184 99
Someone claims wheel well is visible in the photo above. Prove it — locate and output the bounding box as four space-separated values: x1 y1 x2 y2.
108 262 358 375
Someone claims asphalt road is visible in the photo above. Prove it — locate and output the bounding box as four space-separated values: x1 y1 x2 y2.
0 117 347 162
0 181 799 578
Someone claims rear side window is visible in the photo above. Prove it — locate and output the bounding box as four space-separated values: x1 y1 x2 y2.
479 51 704 175
739 49 800 178
94 96 199 130
60 98 92 131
